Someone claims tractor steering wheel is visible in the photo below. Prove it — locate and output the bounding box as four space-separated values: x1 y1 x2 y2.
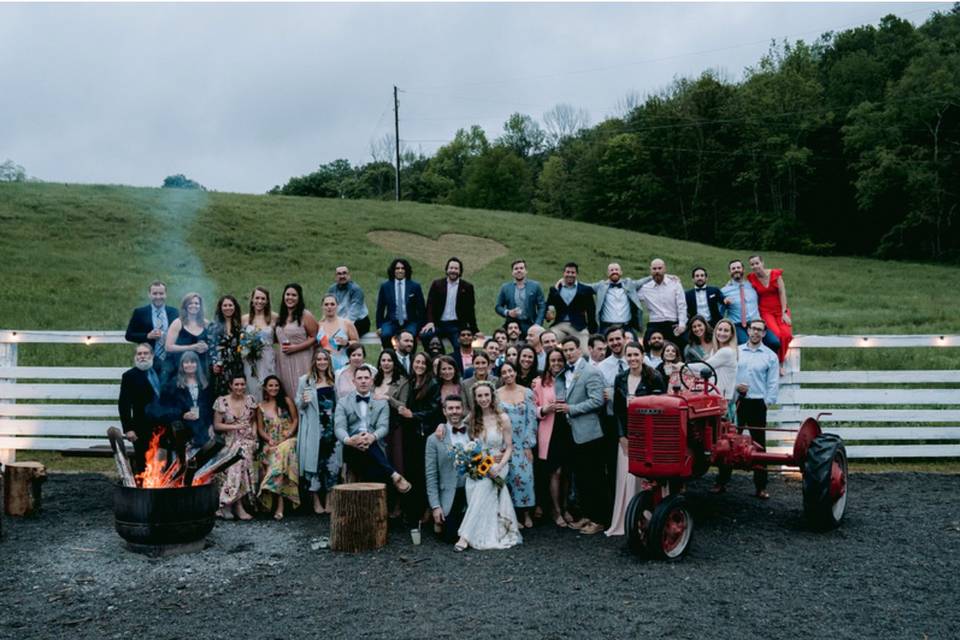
679 362 719 394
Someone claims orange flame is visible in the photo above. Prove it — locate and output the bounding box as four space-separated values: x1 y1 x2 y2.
135 428 183 488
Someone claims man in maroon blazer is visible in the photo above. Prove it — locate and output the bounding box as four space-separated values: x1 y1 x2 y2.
421 257 478 354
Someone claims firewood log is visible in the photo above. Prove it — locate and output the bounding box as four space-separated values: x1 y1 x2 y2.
329 482 388 552
3 461 46 517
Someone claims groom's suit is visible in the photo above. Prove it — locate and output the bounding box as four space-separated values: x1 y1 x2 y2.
425 422 468 542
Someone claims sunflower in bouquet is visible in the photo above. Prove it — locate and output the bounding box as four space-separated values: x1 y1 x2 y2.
449 440 505 488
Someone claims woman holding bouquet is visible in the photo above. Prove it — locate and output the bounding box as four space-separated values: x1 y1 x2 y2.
455 381 521 551
241 286 277 401
208 295 245 399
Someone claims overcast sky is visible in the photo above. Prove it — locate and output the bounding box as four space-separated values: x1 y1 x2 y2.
0 2 948 194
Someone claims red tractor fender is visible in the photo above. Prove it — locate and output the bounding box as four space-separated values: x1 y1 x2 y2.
792 414 826 466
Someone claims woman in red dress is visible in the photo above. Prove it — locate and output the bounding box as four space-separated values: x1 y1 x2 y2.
747 255 793 373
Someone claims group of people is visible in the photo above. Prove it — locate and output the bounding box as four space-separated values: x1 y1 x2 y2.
117 254 788 546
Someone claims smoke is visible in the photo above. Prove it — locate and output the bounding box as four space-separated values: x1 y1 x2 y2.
148 188 218 308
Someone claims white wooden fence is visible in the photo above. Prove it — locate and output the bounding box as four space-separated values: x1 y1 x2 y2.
1 330 958 464
769 334 960 458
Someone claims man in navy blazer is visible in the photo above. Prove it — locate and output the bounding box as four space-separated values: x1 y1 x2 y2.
495 258 546 336
685 266 724 326
375 258 426 349
124 280 178 373
421 257 478 353
545 262 597 350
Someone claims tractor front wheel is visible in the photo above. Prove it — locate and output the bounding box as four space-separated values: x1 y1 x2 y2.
647 494 693 560
625 489 653 555
802 433 848 530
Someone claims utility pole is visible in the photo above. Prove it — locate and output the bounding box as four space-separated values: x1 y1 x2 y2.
393 85 401 202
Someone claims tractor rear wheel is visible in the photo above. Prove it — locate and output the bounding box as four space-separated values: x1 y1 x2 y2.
647 494 693 560
802 433 848 530
625 489 653 555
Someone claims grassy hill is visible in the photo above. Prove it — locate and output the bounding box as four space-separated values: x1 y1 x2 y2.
1 181 957 371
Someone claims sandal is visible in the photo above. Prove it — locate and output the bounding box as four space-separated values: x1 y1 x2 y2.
454 540 468 552
554 516 568 528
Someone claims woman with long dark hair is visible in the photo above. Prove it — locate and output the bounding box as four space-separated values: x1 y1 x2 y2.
374 348 410 518
397 352 439 524
684 315 713 364
275 283 318 398
257 374 300 520
213 373 258 521
163 292 210 378
606 341 666 536
209 294 245 398
532 348 574 527
515 344 539 388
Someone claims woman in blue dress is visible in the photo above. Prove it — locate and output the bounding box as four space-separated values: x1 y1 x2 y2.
495 360 537 529
316 294 358 373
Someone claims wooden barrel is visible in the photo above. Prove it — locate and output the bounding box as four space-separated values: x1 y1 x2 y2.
329 482 387 552
3 461 46 517
114 483 218 546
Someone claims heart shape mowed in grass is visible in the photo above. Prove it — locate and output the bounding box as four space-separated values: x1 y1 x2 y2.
366 231 508 272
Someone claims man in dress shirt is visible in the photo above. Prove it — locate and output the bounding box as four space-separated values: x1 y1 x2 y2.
327 265 371 337
545 262 597 350
375 257 426 350
335 367 412 492
596 325 628 516
422 257 478 354
395 330 416 375
713 319 780 498
643 331 665 369
720 259 781 352
125 280 179 375
580 263 655 334
495 258 546 335
588 334 608 365
637 258 688 352
684 266 724 327
425 394 470 543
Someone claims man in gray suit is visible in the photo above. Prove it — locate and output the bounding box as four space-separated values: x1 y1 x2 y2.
555 336 608 535
335 366 411 493
495 258 546 335
425 394 469 543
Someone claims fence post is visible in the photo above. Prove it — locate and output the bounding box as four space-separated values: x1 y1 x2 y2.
774 343 802 452
0 340 17 465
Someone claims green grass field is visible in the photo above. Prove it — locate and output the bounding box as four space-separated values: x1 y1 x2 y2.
2 181 957 471
2 181 957 368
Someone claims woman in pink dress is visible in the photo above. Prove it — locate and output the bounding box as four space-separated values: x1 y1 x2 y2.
531 348 574 527
275 283 318 398
747 255 793 371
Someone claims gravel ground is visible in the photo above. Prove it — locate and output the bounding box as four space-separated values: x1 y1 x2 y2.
1 472 958 640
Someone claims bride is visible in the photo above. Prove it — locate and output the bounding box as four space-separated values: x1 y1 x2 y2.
455 381 522 551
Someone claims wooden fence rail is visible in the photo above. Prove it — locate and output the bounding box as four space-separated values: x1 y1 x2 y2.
0 330 958 464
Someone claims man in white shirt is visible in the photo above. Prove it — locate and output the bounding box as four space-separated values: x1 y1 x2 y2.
422 257 478 354
588 334 607 365
595 325 628 516
638 258 688 352
395 330 416 375
643 331 665 369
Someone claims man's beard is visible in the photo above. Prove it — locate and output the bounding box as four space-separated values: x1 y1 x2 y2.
135 357 154 371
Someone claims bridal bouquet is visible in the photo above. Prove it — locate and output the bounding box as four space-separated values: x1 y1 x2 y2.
238 327 265 376
449 440 505 488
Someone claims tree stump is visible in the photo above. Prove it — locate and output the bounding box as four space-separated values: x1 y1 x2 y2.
3 461 46 517
329 482 387 552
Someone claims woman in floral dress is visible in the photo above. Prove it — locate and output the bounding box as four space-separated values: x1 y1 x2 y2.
496 361 537 529
208 295 245 399
258 375 300 520
213 374 259 520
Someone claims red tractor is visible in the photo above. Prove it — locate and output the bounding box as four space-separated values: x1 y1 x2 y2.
624 364 848 560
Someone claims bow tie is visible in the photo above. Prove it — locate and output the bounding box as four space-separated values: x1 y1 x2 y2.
356 395 370 403
609 282 622 289
452 426 466 434
565 364 576 373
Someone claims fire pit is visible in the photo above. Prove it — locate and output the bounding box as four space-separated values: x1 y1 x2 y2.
108 427 241 557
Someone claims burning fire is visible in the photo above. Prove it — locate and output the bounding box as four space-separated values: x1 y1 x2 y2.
136 428 184 488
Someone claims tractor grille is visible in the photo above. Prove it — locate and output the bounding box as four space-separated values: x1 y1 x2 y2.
630 414 683 464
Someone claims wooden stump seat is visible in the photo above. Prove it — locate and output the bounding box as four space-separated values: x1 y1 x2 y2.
3 461 47 517
329 482 387 552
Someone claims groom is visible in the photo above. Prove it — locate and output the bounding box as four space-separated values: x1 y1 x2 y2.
425 394 469 544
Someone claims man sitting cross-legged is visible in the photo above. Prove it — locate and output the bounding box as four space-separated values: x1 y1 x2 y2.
335 365 412 494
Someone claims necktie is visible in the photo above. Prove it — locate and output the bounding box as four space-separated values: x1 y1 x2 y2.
147 368 160 397
356 395 370 403
401 354 409 372
618 359 626 373
154 308 166 360
739 284 747 328
396 281 406 324
452 426 466 434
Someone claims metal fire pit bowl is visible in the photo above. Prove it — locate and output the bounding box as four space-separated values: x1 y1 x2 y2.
114 483 218 557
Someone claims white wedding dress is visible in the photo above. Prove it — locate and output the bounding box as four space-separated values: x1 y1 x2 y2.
457 416 522 550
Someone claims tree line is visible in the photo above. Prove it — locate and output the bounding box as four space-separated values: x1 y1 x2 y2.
269 7 960 263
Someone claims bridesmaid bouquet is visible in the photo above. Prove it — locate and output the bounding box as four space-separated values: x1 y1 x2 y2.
238 326 266 376
449 440 505 488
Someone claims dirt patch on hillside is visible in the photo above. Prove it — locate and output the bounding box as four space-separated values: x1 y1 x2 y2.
366 231 508 272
